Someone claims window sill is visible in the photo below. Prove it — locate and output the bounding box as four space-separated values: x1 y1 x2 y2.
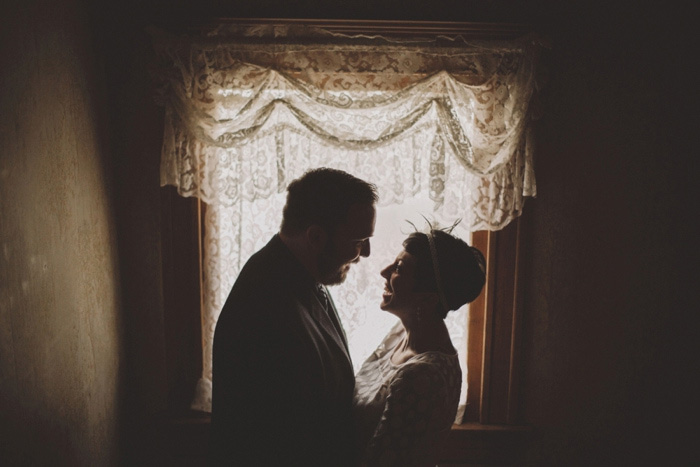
440 423 533 465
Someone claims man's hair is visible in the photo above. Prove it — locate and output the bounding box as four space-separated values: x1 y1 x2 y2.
280 168 378 235
403 228 486 318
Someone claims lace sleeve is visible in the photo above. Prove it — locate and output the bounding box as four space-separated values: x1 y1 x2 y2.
363 359 450 466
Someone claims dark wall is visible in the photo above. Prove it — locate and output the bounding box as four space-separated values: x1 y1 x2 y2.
518 4 694 464
92 9 170 465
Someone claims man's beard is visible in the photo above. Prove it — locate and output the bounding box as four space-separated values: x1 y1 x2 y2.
317 246 350 286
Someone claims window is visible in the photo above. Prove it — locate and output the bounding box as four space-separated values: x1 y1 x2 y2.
155 20 540 441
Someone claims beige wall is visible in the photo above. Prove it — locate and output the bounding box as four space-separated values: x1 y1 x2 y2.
0 0 123 465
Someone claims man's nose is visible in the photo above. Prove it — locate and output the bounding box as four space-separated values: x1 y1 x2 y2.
361 239 371 257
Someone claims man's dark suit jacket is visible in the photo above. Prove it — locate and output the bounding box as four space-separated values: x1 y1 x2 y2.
209 234 356 466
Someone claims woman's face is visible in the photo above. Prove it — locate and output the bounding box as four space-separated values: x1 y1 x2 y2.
380 249 419 314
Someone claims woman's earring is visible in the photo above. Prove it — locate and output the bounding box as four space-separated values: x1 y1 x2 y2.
415 307 422 321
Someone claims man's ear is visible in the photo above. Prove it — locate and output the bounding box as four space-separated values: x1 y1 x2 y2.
306 225 328 253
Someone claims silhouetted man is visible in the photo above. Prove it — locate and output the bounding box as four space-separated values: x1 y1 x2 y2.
210 168 378 466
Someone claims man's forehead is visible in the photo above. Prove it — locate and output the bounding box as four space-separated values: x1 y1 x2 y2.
338 203 376 238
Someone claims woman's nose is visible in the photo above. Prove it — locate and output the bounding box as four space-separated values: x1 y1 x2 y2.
380 264 391 279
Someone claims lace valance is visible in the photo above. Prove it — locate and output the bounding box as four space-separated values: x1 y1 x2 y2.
152 24 541 230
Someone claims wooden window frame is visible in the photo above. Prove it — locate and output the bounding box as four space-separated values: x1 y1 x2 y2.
465 219 524 425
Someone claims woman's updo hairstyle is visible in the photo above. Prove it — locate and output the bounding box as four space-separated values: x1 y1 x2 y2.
403 224 486 319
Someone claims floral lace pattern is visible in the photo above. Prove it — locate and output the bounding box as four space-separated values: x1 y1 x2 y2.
152 26 540 412
354 323 462 466
154 27 540 230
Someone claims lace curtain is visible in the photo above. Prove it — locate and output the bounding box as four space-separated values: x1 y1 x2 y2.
152 25 541 419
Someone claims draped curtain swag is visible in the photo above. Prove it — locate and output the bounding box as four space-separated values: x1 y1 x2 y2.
152 23 542 412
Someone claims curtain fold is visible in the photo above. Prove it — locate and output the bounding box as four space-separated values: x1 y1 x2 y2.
154 27 541 229
151 25 542 415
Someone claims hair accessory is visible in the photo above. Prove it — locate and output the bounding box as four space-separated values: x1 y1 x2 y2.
427 232 450 312
471 247 486 274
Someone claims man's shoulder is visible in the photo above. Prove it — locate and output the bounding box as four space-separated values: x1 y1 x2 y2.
220 235 312 319
232 236 288 283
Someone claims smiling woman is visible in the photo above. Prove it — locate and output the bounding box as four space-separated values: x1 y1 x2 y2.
380 251 419 311
353 228 486 466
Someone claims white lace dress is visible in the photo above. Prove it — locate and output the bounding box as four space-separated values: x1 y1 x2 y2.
353 323 462 466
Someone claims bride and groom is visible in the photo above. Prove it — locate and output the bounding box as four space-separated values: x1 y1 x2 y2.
209 168 486 467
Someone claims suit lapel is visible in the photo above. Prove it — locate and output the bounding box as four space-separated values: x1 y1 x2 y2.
308 287 352 364
323 287 350 351
271 235 353 368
